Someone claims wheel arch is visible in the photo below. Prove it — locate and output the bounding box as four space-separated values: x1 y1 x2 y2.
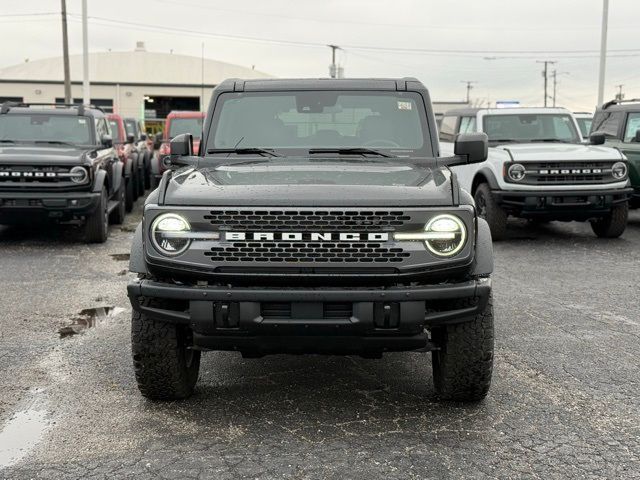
129 222 149 274
471 168 499 195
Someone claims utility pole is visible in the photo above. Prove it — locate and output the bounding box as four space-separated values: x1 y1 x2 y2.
597 0 609 106
615 84 624 102
552 70 557 107
537 60 556 107
461 81 476 104
328 45 340 78
60 0 72 104
81 0 90 105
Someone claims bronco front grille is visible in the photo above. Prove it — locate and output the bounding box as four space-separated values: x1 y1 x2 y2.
519 161 617 185
205 241 410 263
204 209 411 232
0 165 79 187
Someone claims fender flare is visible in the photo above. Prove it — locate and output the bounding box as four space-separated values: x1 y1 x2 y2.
471 167 500 193
471 218 494 276
112 161 123 193
129 222 148 274
92 169 107 193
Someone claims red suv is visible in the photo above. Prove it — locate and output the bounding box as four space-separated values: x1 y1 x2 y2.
107 113 141 212
151 111 205 188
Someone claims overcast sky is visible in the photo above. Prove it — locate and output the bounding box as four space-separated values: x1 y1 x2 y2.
1 0 639 111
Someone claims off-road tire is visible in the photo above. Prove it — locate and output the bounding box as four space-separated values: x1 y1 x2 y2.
131 167 140 201
590 202 628 238
85 187 109 243
431 294 494 402
143 151 151 189
137 166 145 197
124 176 134 212
109 181 126 225
474 183 507 241
132 297 201 400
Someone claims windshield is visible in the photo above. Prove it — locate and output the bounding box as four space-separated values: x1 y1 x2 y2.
0 114 92 144
108 120 122 142
123 120 136 137
483 113 580 143
208 91 429 155
169 117 203 139
576 117 593 138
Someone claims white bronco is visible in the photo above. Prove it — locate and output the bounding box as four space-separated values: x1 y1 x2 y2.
439 107 632 239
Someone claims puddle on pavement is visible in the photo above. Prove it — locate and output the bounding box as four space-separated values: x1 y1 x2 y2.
110 253 130 261
0 405 50 468
119 225 137 233
58 306 125 338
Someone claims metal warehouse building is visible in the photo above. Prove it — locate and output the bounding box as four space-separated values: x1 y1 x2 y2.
0 42 271 125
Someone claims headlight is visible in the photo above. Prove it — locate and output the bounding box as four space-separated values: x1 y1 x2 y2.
69 166 89 184
507 163 526 182
151 213 191 256
611 161 627 179
394 214 467 257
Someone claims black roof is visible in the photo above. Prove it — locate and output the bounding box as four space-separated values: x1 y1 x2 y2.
217 77 426 92
0 102 105 117
598 98 640 112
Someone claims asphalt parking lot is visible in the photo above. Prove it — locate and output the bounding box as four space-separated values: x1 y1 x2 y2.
0 201 639 480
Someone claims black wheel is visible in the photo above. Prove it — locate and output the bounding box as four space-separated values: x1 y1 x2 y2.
131 168 140 201
109 181 126 225
124 176 134 212
137 166 145 196
85 186 109 243
132 297 201 400
474 183 507 241
143 151 152 189
431 294 494 402
590 203 628 238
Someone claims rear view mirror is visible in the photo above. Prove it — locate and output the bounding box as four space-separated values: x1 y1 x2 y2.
589 132 606 145
453 133 488 164
101 134 113 148
170 133 193 157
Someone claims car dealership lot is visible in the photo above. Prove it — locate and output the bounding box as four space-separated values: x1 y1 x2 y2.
1 205 639 479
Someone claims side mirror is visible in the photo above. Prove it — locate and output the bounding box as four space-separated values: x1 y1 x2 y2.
126 133 135 144
140 133 147 141
453 133 488 163
101 134 113 148
589 132 606 145
153 132 163 149
170 133 193 156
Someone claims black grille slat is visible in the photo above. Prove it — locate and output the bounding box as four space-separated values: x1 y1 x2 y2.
521 161 616 185
205 241 410 263
204 209 411 231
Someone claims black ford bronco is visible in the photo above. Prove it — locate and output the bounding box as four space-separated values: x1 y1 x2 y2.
127 78 494 402
0 103 125 242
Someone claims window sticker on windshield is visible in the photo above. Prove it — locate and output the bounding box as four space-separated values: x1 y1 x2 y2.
397 101 412 110
78 119 86 124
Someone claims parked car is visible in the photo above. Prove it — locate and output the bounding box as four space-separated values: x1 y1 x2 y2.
123 117 149 194
151 111 205 188
590 99 640 208
0 102 125 242
574 112 593 140
108 113 140 212
128 78 495 402
440 107 631 239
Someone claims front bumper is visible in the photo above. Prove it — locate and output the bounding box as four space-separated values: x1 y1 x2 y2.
0 190 101 221
493 187 632 219
127 277 491 356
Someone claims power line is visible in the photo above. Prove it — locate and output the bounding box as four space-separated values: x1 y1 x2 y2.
537 60 556 107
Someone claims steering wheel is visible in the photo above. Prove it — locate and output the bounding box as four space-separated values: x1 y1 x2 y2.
362 139 401 148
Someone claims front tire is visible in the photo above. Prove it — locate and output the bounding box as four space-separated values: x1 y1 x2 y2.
431 295 494 402
132 297 201 400
474 183 507 241
109 181 126 225
590 203 628 238
85 186 109 243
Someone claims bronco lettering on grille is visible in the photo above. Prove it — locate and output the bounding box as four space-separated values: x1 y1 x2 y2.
225 232 390 242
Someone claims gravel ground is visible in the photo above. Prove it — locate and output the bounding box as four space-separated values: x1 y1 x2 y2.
1 201 639 479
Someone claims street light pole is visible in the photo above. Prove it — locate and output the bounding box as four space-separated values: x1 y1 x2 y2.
60 0 72 104
81 0 90 106
597 0 609 107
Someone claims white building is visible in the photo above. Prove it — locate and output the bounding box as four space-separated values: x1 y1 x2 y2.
0 42 271 124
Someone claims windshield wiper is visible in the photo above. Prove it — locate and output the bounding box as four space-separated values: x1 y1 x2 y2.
308 147 394 158
33 140 75 146
489 139 520 144
0 139 15 143
206 147 282 157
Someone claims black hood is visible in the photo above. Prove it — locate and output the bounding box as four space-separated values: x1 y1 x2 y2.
0 145 88 165
163 157 454 207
